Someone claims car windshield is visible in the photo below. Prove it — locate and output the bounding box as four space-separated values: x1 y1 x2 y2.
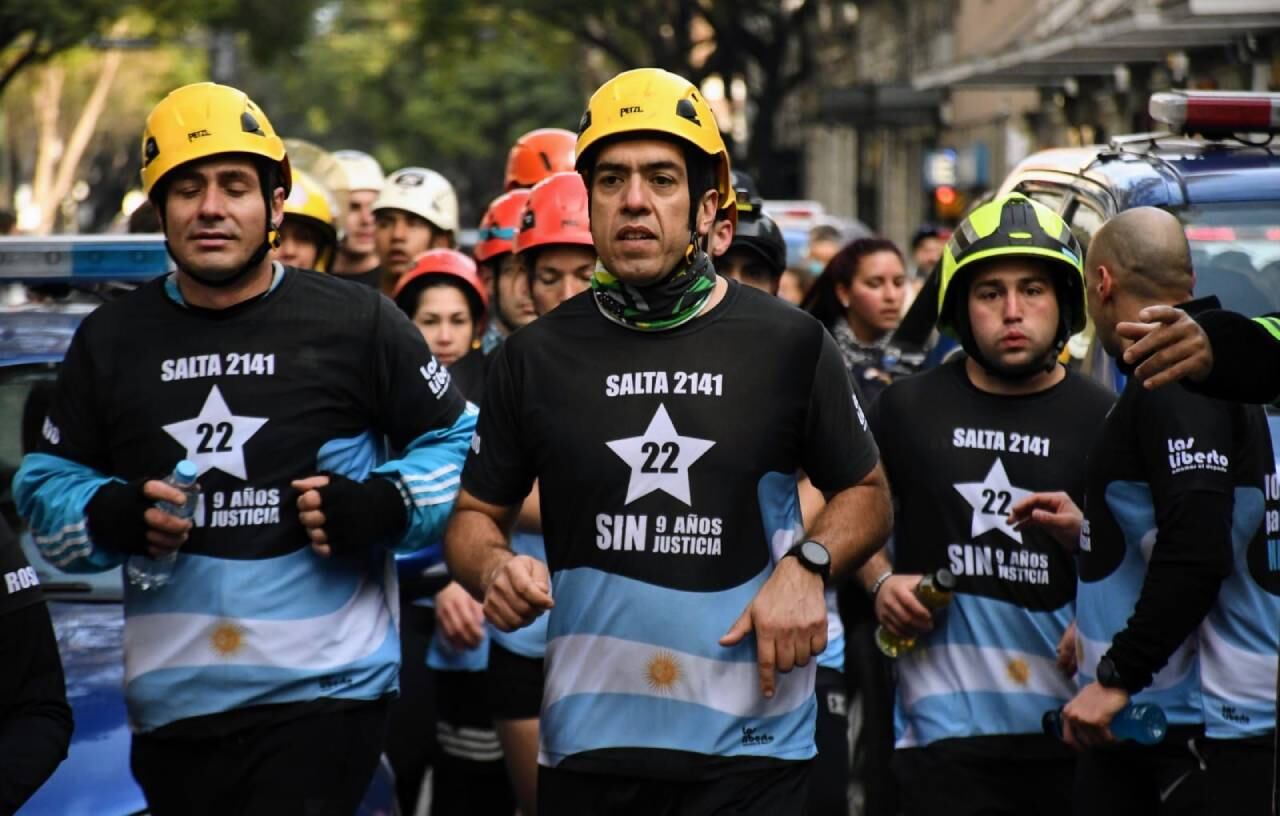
0 362 122 601
1176 202 1280 317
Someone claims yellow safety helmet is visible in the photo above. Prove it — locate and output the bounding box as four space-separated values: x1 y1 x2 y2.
282 168 341 271
140 82 290 199
575 68 732 207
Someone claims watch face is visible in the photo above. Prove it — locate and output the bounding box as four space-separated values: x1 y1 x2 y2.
801 540 830 567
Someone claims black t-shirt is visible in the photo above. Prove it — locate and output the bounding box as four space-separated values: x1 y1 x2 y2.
332 266 384 290
1078 308 1274 730
448 348 488 408
462 280 879 776
869 359 1113 747
0 516 40 617
43 268 465 561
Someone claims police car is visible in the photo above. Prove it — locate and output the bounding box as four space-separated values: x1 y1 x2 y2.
995 90 1280 449
0 237 398 815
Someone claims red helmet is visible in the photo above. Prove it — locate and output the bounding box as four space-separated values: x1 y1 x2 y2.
515 172 593 256
504 128 577 191
474 189 532 264
393 249 488 322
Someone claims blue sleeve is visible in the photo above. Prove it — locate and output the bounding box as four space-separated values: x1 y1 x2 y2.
13 453 122 573
373 402 478 556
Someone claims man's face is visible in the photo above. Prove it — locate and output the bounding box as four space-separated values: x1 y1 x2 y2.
589 139 716 286
163 157 282 284
529 245 596 316
375 208 437 279
913 236 944 274
966 259 1061 372
493 253 536 330
716 247 778 296
343 189 378 256
273 220 320 270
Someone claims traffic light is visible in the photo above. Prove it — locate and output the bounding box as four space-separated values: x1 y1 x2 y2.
934 185 966 220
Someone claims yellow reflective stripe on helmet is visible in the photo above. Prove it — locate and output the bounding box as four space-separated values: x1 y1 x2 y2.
1254 315 1280 343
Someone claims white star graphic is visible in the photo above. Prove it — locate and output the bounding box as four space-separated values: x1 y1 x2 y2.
952 458 1032 543
162 385 268 481
606 404 715 506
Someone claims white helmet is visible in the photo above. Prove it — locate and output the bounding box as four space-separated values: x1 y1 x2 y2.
331 150 385 193
373 167 459 234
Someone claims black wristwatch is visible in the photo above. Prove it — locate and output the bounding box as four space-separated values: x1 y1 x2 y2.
1096 656 1126 691
784 540 831 586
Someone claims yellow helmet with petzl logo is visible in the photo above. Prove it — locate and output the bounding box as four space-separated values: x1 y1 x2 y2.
140 82 291 199
575 68 732 206
936 193 1085 374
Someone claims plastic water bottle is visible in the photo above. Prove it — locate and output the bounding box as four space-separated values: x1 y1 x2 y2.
1042 702 1168 746
126 460 200 591
875 568 957 657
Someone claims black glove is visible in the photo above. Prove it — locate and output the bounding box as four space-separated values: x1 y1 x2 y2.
313 474 408 556
85 479 152 556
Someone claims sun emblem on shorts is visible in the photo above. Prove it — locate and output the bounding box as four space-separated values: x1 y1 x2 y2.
210 621 246 656
645 650 682 693
1006 658 1030 686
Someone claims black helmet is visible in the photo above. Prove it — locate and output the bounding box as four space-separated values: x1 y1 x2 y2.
729 212 786 275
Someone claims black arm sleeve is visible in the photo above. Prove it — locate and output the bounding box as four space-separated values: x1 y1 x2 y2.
460 343 534 507
1186 309 1280 404
1106 491 1232 692
800 328 879 493
1104 386 1236 693
0 601 72 812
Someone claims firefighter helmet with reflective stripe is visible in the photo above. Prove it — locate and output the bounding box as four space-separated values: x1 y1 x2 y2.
937 192 1085 376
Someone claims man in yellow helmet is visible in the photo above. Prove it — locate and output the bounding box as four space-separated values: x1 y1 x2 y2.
852 193 1114 816
13 82 476 814
273 168 341 272
445 68 891 812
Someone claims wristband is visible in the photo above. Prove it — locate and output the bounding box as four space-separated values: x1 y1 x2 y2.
868 569 894 598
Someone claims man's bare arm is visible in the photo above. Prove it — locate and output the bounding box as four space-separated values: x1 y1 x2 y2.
444 488 552 631
810 462 893 579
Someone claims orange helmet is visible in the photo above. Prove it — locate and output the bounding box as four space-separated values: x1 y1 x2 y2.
393 249 488 323
515 172 592 256
475 189 532 264
505 128 577 191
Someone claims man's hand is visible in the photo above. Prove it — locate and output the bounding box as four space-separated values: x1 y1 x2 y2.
141 479 194 559
293 475 333 557
1061 681 1129 749
720 556 826 699
435 581 487 651
1056 621 1079 677
1008 492 1083 552
874 574 932 638
482 554 553 632
1117 305 1214 390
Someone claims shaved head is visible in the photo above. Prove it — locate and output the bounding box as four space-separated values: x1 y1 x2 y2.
1086 207 1193 301
1086 207 1194 360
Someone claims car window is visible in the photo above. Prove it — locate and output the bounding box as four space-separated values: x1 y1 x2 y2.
1011 182 1068 215
1175 202 1280 318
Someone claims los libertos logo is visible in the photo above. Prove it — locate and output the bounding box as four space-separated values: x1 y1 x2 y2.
1167 437 1229 475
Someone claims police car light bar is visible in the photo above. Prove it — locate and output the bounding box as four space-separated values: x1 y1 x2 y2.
0 234 171 283
1149 91 1280 137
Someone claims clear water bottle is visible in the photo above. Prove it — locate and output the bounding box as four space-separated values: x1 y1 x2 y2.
875 568 957 657
1042 702 1168 746
126 460 200 591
